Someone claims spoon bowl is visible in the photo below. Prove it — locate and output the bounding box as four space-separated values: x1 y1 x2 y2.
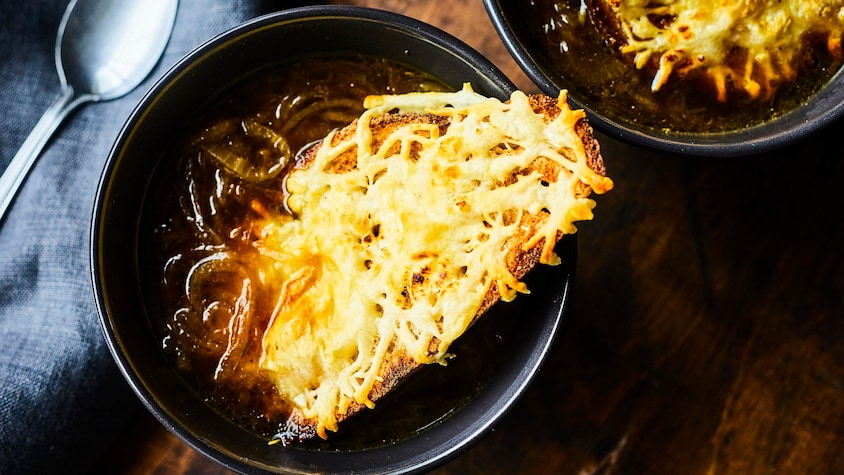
60 0 178 101
0 0 178 222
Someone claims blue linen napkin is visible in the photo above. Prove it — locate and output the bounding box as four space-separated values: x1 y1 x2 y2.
0 1 296 472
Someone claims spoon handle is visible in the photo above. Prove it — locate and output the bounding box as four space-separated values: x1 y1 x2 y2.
0 86 82 222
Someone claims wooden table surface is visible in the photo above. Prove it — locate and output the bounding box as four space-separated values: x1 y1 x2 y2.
99 0 844 473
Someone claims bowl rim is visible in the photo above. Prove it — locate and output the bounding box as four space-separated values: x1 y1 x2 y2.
482 0 844 157
91 5 573 474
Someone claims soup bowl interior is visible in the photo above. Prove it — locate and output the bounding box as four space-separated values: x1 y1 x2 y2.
483 0 844 157
92 6 575 474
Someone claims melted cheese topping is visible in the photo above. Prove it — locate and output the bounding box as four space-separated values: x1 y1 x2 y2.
253 85 612 438
609 0 844 100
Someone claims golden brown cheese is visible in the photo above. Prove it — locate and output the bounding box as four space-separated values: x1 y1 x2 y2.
251 85 612 438
605 0 844 101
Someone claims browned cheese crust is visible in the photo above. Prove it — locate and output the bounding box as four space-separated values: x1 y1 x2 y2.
287 93 607 435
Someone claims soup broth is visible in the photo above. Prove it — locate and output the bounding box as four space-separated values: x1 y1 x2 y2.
139 56 523 449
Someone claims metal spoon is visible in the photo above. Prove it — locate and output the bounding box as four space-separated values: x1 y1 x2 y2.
0 0 178 221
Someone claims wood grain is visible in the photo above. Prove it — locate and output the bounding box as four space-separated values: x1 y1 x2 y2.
98 1 844 474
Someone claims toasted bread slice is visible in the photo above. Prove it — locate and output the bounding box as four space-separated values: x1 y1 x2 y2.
256 85 612 443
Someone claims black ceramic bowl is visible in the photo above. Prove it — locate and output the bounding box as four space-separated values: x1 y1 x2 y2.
92 6 575 474
484 0 844 157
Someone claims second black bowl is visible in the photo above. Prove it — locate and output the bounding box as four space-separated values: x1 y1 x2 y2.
484 0 844 157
